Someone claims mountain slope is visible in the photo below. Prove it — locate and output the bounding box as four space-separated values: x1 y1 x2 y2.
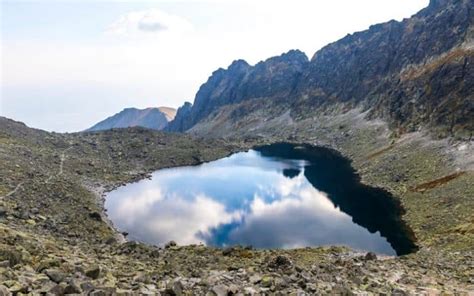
168 0 473 140
293 0 473 138
88 107 176 132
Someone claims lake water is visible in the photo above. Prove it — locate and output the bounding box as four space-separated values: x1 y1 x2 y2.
105 143 417 255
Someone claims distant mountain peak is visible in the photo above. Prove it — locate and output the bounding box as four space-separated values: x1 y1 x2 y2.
157 106 178 121
87 107 176 132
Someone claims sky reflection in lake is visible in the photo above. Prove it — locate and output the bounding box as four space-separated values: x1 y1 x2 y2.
106 149 399 255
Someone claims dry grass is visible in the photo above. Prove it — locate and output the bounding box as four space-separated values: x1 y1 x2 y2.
400 48 474 81
366 144 395 160
410 171 466 193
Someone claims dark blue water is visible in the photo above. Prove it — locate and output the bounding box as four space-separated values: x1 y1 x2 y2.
105 143 416 255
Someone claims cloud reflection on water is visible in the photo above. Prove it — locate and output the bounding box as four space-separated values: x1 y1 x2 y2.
105 150 395 255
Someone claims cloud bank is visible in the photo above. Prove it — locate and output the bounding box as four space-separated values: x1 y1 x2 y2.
106 9 193 36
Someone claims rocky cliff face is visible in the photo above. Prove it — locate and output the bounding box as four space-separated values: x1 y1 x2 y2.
165 102 193 132
87 107 176 132
169 0 473 139
294 0 473 138
167 50 309 132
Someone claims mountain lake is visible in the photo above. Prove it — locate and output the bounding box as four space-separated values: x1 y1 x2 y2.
105 143 417 255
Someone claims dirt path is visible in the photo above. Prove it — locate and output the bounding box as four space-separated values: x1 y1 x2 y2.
0 182 24 200
58 147 73 176
45 146 73 184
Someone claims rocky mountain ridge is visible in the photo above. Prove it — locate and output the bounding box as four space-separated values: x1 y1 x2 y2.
167 50 308 132
168 0 473 140
88 107 176 132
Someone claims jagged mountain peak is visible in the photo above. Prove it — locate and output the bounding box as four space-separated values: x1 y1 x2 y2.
256 49 309 72
228 59 251 71
270 49 308 63
167 48 309 132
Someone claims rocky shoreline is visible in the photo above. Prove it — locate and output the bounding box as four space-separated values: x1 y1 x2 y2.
0 116 473 295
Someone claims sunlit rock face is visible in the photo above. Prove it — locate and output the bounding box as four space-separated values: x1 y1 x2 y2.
87 107 176 131
106 144 417 255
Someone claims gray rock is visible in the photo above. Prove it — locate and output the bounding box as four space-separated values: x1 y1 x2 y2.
0 249 22 267
364 252 377 261
36 281 57 294
105 236 117 245
138 287 155 295
80 282 96 293
332 285 354 295
0 260 9 268
268 255 292 269
228 284 239 294
164 279 184 296
0 207 6 218
49 283 67 295
392 288 409 295
243 287 258 295
222 247 234 256
45 269 67 283
89 290 108 296
88 212 102 221
172 280 184 295
209 284 228 296
0 285 9 296
64 280 82 294
249 274 262 284
165 241 177 249
85 266 102 279
274 277 289 289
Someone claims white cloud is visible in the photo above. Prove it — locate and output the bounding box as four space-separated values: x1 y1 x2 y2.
113 193 241 246
115 187 164 221
223 176 394 253
106 9 193 36
147 194 242 245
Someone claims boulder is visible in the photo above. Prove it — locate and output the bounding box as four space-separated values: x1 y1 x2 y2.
0 285 10 296
208 284 228 296
45 269 67 283
64 280 82 294
268 255 293 269
165 241 177 249
89 212 102 221
85 266 102 279
364 252 377 261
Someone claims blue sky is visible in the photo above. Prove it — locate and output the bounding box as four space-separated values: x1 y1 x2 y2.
1 0 429 132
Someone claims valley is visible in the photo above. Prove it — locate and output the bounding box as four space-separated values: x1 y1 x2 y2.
0 0 473 294
0 112 472 294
